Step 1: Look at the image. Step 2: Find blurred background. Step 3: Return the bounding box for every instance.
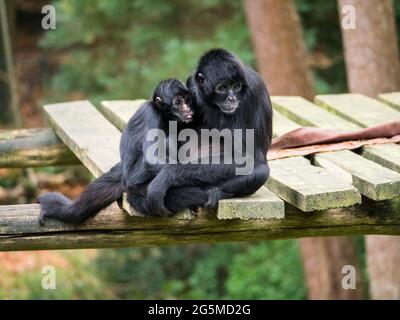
[0,0,399,299]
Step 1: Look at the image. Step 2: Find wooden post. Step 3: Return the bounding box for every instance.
[0,0,22,128]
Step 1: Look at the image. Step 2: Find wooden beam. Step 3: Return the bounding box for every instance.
[0,199,399,251]
[0,128,79,167]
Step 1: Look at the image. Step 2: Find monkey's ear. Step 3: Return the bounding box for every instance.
[196,72,204,84]
[155,96,162,107]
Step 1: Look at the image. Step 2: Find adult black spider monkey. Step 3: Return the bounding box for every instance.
[38,78,207,225]
[146,49,273,216]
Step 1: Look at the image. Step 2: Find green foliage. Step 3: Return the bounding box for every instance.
[95,245,210,299]
[94,241,305,300]
[40,0,252,104]
[225,241,305,299]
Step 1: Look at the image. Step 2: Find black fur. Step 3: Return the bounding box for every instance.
[147,49,273,215]
[38,78,204,224]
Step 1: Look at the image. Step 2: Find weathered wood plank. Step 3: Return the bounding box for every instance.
[44,100,121,178]
[314,93,400,127]
[0,128,79,168]
[314,94,400,173]
[270,108,362,211]
[100,100,284,219]
[362,144,400,174]
[272,96,359,131]
[272,96,400,200]
[100,100,146,130]
[378,92,400,111]
[1,200,399,251]
[314,150,400,201]
[218,187,284,220]
[267,157,361,211]
[272,110,301,137]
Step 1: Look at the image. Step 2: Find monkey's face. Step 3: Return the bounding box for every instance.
[153,79,194,123]
[211,80,243,114]
[170,94,194,123]
[195,71,245,115]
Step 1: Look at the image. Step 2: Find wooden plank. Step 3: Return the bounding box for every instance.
[0,128,79,168]
[272,96,359,131]
[267,157,361,211]
[314,93,400,127]
[272,96,400,199]
[100,100,285,220]
[314,150,400,201]
[378,92,400,111]
[271,107,361,211]
[362,144,400,174]
[1,199,399,251]
[314,94,400,173]
[218,187,284,220]
[272,110,301,137]
[44,100,121,178]
[273,108,362,210]
[100,100,145,130]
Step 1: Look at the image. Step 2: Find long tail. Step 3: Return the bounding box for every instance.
[38,163,123,225]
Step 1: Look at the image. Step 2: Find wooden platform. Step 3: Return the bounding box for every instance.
[0,92,400,251]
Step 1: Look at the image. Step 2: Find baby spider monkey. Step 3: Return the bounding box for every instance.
[38,78,207,225]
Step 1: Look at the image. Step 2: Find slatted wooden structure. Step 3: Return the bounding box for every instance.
[0,93,399,251]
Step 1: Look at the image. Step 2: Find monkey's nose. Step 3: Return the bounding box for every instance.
[227,96,235,102]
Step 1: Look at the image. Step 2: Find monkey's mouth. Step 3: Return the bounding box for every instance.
[217,102,239,114]
[180,109,194,122]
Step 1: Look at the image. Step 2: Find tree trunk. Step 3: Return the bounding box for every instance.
[243,0,314,100]
[300,237,364,299]
[338,0,400,300]
[244,0,364,299]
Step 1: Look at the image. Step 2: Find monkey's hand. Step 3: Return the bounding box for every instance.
[37,192,71,226]
[204,187,221,209]
[147,180,173,217]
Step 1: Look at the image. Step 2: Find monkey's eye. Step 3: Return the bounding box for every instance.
[196,73,204,84]
[232,82,242,92]
[216,84,229,93]
[174,98,183,106]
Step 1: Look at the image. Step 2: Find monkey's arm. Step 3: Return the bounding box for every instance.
[204,163,269,208]
[146,163,234,215]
